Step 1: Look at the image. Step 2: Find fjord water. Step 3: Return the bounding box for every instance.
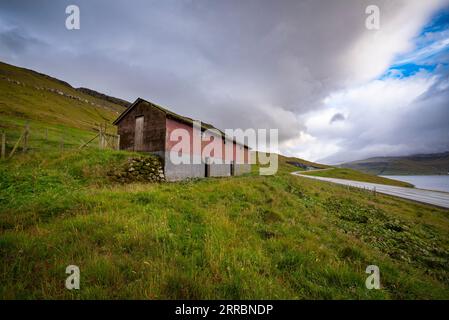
[381,175,449,193]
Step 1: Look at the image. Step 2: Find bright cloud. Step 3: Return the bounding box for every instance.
[291,70,447,163]
[281,2,449,163]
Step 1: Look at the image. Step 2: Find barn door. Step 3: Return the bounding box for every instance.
[205,157,210,177]
[134,116,144,151]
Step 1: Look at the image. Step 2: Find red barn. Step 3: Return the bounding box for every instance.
[113,98,251,180]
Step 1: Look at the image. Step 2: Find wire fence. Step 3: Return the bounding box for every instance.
[0,122,120,160]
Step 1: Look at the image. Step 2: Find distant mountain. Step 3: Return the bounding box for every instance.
[340,152,449,175]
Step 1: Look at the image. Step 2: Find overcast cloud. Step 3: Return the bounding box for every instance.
[0,0,448,163]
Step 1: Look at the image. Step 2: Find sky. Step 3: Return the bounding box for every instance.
[0,0,448,164]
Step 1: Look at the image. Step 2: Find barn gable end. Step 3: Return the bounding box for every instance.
[114,99,166,154]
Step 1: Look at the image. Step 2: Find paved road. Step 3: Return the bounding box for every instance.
[291,171,449,209]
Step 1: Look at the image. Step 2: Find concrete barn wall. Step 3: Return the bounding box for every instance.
[164,152,205,181]
[210,163,231,177]
[163,155,235,181]
[117,100,166,153]
[235,164,251,175]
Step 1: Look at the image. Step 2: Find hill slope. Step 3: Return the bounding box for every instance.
[341,152,449,175]
[0,61,126,151]
[76,87,131,109]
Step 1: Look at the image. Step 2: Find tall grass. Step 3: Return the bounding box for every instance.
[1,149,448,299]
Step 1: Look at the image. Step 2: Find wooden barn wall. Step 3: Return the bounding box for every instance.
[117,101,166,153]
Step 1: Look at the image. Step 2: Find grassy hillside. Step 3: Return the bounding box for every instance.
[278,154,330,171]
[76,87,131,109]
[252,151,329,175]
[301,168,414,188]
[0,61,125,153]
[1,150,448,299]
[0,61,448,299]
[341,152,449,175]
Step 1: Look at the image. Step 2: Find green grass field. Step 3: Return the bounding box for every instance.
[1,61,448,299]
[301,168,414,188]
[1,150,448,299]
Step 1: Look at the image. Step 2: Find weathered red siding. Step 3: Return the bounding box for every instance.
[165,117,249,163]
[165,117,200,155]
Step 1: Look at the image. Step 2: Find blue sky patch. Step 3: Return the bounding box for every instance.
[420,8,449,34]
[381,64,437,79]
[381,6,449,79]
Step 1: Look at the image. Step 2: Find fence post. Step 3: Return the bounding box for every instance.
[101,130,105,149]
[103,123,107,149]
[116,134,120,150]
[98,126,102,150]
[1,131,5,160]
[101,123,105,149]
[23,122,29,152]
[8,130,25,159]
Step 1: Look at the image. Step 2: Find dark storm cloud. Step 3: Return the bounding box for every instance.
[0,0,372,137]
[0,25,47,56]
[0,0,448,160]
[330,113,345,124]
